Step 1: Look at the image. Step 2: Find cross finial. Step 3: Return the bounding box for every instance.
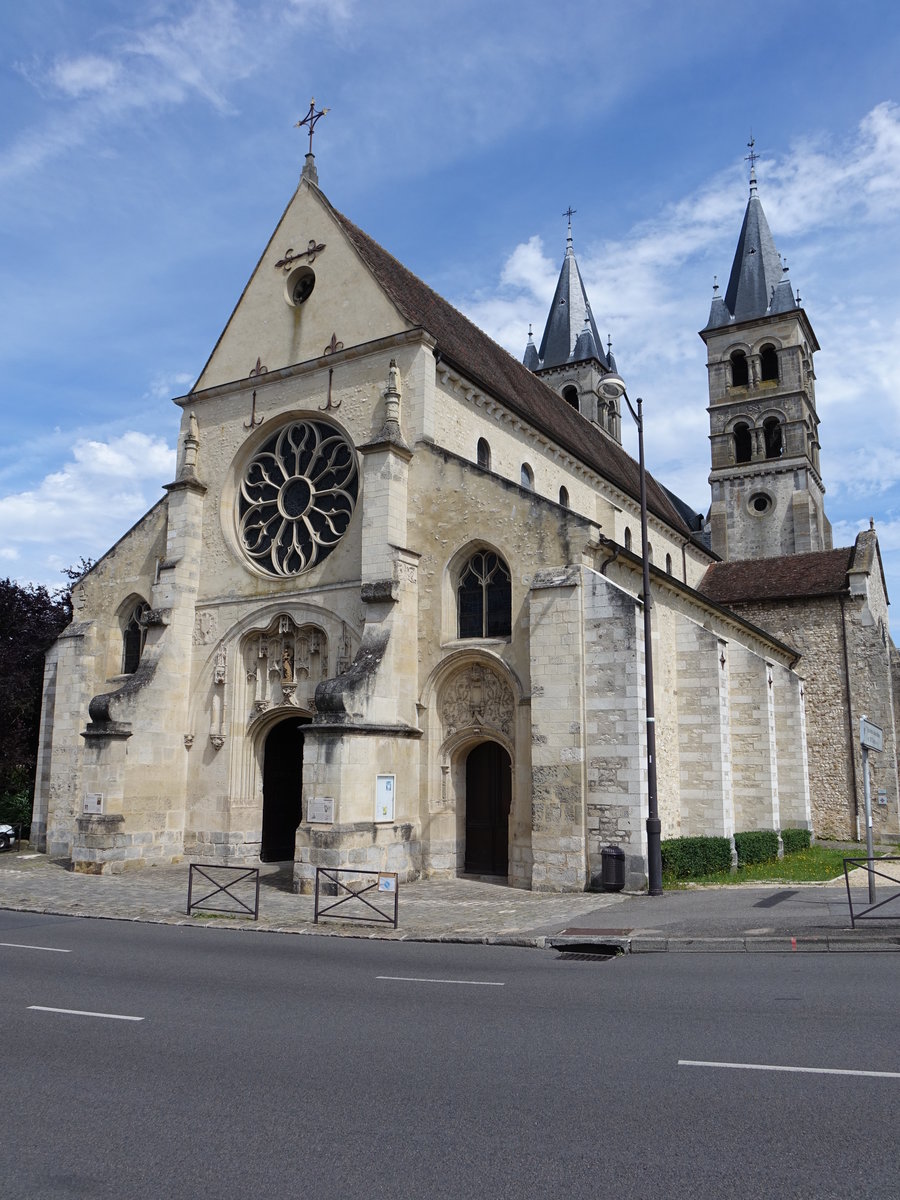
[745,133,760,194]
[563,206,575,252]
[295,97,329,156]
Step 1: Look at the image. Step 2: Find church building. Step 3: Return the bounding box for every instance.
[34,137,874,892]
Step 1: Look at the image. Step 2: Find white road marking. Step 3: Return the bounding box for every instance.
[376,976,504,986]
[28,1006,144,1022]
[679,1059,900,1080]
[0,943,71,953]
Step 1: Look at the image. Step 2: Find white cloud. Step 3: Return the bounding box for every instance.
[0,432,174,586]
[49,55,121,97]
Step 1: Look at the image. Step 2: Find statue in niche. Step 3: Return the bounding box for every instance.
[282,646,294,682]
[213,643,227,685]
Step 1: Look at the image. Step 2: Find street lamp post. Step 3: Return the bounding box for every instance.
[599,376,663,895]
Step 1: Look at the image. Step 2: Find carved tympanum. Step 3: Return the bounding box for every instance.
[441,663,515,738]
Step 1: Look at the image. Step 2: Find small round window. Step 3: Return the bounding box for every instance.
[749,492,772,515]
[237,420,358,576]
[285,265,316,307]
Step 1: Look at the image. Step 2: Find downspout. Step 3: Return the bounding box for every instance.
[839,593,861,839]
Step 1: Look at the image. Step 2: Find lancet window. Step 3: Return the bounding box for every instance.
[122,601,150,675]
[457,551,512,639]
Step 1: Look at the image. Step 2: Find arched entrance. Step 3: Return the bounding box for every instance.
[261,716,309,861]
[464,741,511,876]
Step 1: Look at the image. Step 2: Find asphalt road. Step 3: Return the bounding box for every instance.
[2,909,899,1200]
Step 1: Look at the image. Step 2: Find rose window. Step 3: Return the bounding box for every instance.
[237,421,359,576]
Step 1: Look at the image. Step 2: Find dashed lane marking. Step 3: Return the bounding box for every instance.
[679,1059,900,1079]
[1,943,70,953]
[28,1006,144,1021]
[376,976,504,986]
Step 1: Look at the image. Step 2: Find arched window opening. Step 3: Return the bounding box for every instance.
[730,350,749,387]
[520,462,534,490]
[665,553,673,575]
[562,385,579,410]
[477,438,491,471]
[457,551,512,639]
[647,543,654,564]
[764,417,783,459]
[559,486,569,509]
[624,527,632,551]
[733,422,752,464]
[122,601,150,675]
[760,344,779,381]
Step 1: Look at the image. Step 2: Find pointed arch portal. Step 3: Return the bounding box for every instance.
[261,716,310,861]
[464,741,511,876]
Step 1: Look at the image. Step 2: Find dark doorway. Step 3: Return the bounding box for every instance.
[261,717,308,861]
[464,741,511,876]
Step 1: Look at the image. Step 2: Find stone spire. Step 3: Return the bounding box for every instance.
[705,152,798,330]
[528,213,610,370]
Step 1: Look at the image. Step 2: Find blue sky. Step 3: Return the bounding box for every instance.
[2,0,900,609]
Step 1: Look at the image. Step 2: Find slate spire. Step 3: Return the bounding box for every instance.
[705,154,799,329]
[526,213,609,370]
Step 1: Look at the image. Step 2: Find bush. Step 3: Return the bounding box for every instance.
[661,835,732,879]
[0,790,31,839]
[781,827,812,854]
[734,829,780,865]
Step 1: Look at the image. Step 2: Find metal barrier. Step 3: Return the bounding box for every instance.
[187,863,260,920]
[843,857,900,927]
[313,867,399,929]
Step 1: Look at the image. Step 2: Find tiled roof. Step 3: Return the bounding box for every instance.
[698,548,854,604]
[327,197,695,538]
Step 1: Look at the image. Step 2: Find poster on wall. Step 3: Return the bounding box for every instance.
[375,774,395,823]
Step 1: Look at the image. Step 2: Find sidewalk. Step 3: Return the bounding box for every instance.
[2,851,900,952]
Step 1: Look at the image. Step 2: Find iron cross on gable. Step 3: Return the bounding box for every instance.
[295,97,329,156]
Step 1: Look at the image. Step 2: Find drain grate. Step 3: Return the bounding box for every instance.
[554,941,624,961]
[557,951,617,962]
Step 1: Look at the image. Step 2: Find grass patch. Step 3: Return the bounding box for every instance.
[663,844,860,888]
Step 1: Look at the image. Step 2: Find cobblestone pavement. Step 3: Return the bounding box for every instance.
[0,853,620,943]
[3,851,900,950]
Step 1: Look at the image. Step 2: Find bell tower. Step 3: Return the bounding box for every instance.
[523,210,623,443]
[701,147,831,560]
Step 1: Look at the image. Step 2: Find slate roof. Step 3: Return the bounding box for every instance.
[327,195,694,538]
[698,547,854,604]
[536,231,609,370]
[704,171,798,330]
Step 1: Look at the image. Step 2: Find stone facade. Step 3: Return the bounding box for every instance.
[33,161,812,889]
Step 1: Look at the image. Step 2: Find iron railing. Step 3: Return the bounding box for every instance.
[843,857,900,927]
[313,867,399,929]
[187,863,261,920]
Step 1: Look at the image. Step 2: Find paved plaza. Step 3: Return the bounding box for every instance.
[3,849,900,951]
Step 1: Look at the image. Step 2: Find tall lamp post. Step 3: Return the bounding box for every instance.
[599,376,663,895]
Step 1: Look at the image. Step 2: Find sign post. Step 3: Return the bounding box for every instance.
[860,716,884,904]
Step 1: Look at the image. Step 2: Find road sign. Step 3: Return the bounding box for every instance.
[860,717,884,753]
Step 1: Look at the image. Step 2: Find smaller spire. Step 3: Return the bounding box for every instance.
[523,323,540,370]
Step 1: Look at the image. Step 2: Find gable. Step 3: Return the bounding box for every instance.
[194,179,411,392]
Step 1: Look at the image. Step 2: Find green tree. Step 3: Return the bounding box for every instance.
[0,576,73,826]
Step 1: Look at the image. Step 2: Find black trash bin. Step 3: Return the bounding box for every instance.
[600,844,625,892]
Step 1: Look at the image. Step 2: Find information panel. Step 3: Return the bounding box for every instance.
[375,774,395,823]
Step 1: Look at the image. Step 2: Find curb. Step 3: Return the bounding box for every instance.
[4,901,900,952]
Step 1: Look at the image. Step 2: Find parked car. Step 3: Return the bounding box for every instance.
[0,824,16,850]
